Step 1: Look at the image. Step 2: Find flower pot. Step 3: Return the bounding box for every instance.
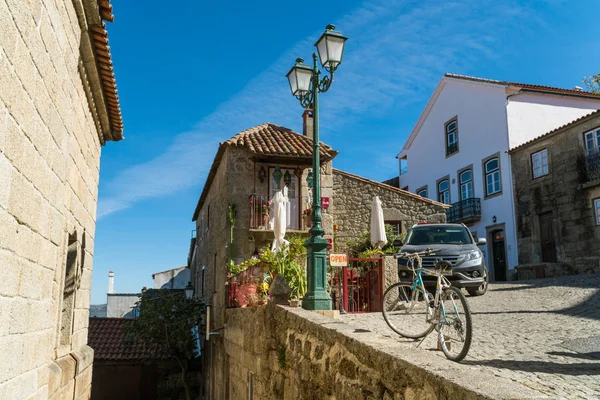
[263,214,270,226]
[305,215,312,229]
[288,299,301,307]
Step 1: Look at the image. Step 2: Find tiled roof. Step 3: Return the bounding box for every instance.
[445,73,600,99]
[192,123,338,221]
[225,123,337,159]
[91,0,123,142]
[332,169,451,209]
[88,318,169,361]
[508,110,600,153]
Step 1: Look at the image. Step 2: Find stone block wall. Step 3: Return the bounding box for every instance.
[0,0,116,398]
[511,113,600,276]
[332,169,447,249]
[220,305,508,400]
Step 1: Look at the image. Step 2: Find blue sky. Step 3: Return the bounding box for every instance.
[91,0,600,303]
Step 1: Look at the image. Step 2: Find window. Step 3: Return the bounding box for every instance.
[471,231,478,242]
[400,157,408,175]
[459,169,473,200]
[531,149,549,178]
[60,233,79,345]
[405,225,473,245]
[437,179,450,204]
[595,199,600,225]
[206,204,210,231]
[201,266,206,296]
[416,186,428,198]
[445,118,458,156]
[484,157,501,196]
[584,128,600,155]
[199,216,205,239]
[385,220,403,236]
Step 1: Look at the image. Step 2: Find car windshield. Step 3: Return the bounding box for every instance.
[405,225,473,245]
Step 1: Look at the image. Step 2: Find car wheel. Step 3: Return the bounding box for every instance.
[467,269,488,296]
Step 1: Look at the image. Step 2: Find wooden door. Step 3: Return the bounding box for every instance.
[539,212,557,262]
[491,229,507,281]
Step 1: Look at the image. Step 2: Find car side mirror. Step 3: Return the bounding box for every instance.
[476,238,487,246]
[393,238,404,247]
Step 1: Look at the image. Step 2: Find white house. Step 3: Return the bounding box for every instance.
[398,73,600,281]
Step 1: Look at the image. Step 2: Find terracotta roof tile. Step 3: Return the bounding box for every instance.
[508,110,600,153]
[224,123,336,159]
[88,318,169,361]
[445,73,600,99]
[89,0,123,143]
[192,123,338,221]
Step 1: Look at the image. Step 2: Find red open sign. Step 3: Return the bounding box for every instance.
[321,197,330,209]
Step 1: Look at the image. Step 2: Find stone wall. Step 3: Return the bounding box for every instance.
[221,304,516,400]
[332,169,447,249]
[0,0,118,398]
[511,113,600,276]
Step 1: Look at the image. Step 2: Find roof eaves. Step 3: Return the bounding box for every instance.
[508,110,600,153]
[192,142,227,221]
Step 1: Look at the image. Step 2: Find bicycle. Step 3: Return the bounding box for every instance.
[381,248,473,362]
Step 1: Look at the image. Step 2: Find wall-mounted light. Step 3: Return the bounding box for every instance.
[184,281,194,300]
[273,166,283,186]
[306,169,314,188]
[258,165,267,183]
[492,215,497,224]
[283,170,292,187]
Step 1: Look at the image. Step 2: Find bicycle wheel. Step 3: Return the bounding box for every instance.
[438,286,472,362]
[382,283,434,339]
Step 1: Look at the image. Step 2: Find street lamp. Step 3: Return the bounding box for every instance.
[286,24,347,311]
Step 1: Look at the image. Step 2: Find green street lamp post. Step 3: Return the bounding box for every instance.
[286,24,347,310]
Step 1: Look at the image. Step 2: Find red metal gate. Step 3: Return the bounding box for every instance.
[334,257,383,313]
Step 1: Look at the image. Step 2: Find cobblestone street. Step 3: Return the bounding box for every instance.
[342,274,600,399]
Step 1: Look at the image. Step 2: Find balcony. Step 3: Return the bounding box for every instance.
[248,193,305,232]
[446,198,481,224]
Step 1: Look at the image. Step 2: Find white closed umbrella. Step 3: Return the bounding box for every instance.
[271,186,290,253]
[370,196,387,248]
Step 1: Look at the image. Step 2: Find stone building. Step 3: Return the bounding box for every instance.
[0,0,123,399]
[332,169,448,248]
[509,110,600,278]
[189,114,446,399]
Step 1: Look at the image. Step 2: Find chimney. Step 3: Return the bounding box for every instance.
[302,109,314,141]
[108,270,115,294]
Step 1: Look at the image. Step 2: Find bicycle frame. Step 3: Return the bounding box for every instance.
[405,263,454,326]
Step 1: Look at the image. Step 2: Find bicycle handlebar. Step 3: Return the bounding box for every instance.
[393,248,438,259]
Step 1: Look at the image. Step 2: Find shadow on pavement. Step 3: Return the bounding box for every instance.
[462,359,600,375]
[485,274,600,321]
[547,351,600,361]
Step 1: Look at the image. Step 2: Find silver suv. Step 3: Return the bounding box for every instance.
[396,223,488,296]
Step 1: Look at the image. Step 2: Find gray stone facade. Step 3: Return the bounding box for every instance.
[510,111,600,277]
[332,169,448,249]
[0,0,123,398]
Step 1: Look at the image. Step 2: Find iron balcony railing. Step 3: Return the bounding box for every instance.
[585,152,600,182]
[446,198,481,223]
[249,193,270,230]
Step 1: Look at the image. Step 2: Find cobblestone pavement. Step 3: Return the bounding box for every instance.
[341,274,600,399]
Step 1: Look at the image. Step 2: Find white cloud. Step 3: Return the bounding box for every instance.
[97,0,551,218]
